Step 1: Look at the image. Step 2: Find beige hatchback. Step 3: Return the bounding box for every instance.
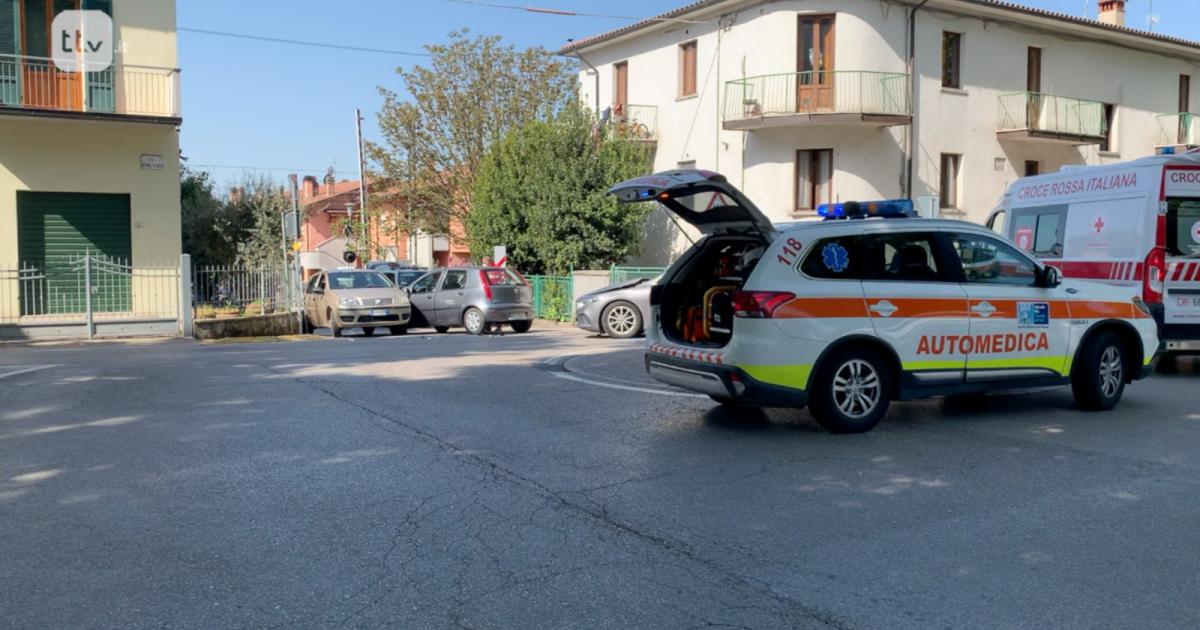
[302,269,412,337]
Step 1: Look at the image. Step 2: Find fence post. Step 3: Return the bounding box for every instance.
[179,254,193,338]
[83,253,94,340]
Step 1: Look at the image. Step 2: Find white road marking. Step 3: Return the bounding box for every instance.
[0,365,58,381]
[548,370,707,399]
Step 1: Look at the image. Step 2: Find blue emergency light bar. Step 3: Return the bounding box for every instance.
[817,199,916,220]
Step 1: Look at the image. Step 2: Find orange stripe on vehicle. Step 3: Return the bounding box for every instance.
[774,298,871,319]
[969,300,1071,319]
[879,298,970,318]
[1069,301,1139,319]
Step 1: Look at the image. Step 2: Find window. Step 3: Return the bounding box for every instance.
[409,271,442,294]
[1100,104,1117,152]
[1180,75,1192,144]
[442,270,468,290]
[942,32,962,89]
[860,233,944,282]
[613,61,628,110]
[795,149,833,213]
[800,236,860,279]
[940,154,961,210]
[483,269,525,286]
[305,275,322,294]
[951,234,1039,286]
[1024,160,1040,177]
[1166,199,1200,257]
[679,41,697,97]
[1010,206,1066,258]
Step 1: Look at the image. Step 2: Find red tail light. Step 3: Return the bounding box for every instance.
[479,270,493,300]
[1143,247,1165,304]
[731,291,795,318]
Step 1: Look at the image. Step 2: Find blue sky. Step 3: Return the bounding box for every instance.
[178,0,1195,187]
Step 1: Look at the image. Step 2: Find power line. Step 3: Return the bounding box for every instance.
[439,0,710,24]
[178,27,431,57]
[188,163,355,175]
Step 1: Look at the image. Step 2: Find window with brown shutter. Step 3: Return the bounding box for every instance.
[679,41,697,97]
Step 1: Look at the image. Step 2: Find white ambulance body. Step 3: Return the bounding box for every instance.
[989,153,1200,353]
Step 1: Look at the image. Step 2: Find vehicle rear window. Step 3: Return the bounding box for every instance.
[482,269,526,286]
[1167,199,1200,257]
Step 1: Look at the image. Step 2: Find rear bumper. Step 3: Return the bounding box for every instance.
[483,304,533,323]
[1162,323,1200,353]
[644,352,807,408]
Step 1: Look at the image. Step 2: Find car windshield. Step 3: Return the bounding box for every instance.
[329,272,393,290]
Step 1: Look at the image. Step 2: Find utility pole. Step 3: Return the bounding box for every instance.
[355,108,369,262]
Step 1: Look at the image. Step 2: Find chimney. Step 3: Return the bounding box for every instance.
[302,175,318,199]
[1098,0,1125,27]
[228,187,243,204]
[323,167,337,191]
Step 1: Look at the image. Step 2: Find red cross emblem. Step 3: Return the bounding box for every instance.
[1094,217,1105,233]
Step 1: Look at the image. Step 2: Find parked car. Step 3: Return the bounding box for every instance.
[364,262,428,289]
[302,269,412,338]
[407,267,534,334]
[575,276,656,338]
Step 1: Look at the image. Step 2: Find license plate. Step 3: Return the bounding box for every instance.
[508,312,527,320]
[370,309,389,317]
[1167,295,1200,323]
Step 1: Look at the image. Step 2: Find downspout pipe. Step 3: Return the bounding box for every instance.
[906,0,932,199]
[570,51,602,118]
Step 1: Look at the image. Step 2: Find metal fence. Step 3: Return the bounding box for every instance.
[192,265,292,315]
[610,103,658,141]
[724,71,910,122]
[528,275,573,322]
[0,254,183,338]
[997,92,1106,138]
[1155,113,1200,147]
[610,265,666,285]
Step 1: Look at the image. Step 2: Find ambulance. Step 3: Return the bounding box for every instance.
[988,153,1200,354]
[610,170,1159,434]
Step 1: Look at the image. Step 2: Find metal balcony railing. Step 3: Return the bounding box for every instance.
[610,103,657,141]
[0,54,181,119]
[723,71,911,121]
[997,92,1106,139]
[1155,113,1200,147]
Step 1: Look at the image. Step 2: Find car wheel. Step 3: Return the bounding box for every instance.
[301,312,313,334]
[362,327,375,337]
[1072,331,1126,411]
[390,326,408,336]
[601,300,642,339]
[808,347,891,434]
[434,326,450,334]
[332,326,343,338]
[510,320,532,333]
[463,307,486,335]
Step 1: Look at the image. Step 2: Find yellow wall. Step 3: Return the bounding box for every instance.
[0,117,182,268]
[114,0,179,69]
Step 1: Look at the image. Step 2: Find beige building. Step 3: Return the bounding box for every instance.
[0,0,182,336]
[563,0,1200,264]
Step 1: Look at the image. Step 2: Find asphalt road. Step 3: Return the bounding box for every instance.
[2,327,1199,629]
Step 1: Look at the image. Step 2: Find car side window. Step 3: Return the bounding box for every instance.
[410,271,442,294]
[859,232,944,282]
[305,275,321,294]
[1010,206,1066,258]
[316,274,326,291]
[442,270,467,290]
[951,233,1039,286]
[799,236,861,280]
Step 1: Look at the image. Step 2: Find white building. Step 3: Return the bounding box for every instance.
[561,0,1200,265]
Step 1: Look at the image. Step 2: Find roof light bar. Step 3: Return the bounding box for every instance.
[817,199,916,220]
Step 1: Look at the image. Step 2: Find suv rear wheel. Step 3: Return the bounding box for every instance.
[808,347,891,434]
[1072,332,1126,411]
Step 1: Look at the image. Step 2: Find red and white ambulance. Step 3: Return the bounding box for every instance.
[989,153,1200,353]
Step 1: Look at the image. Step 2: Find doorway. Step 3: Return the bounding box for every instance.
[797,15,835,113]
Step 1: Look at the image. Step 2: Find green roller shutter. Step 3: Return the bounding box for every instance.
[17,192,132,314]
[0,0,17,106]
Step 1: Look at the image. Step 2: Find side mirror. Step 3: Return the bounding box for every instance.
[1039,266,1061,288]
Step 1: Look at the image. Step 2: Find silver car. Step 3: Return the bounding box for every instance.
[575,276,656,339]
[302,269,412,338]
[407,266,534,335]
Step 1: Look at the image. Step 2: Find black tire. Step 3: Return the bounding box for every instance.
[807,346,891,434]
[510,320,532,333]
[331,326,343,338]
[362,326,375,337]
[434,326,450,334]
[600,300,643,339]
[463,307,486,336]
[301,312,313,334]
[709,395,748,407]
[1072,331,1126,411]
[390,326,408,336]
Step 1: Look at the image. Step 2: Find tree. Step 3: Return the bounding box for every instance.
[180,168,238,267]
[467,105,653,274]
[368,30,575,235]
[227,175,291,268]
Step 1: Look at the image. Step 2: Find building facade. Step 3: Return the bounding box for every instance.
[563,0,1200,265]
[1,0,182,332]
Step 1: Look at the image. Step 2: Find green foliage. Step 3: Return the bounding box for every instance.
[468,105,653,275]
[367,30,575,234]
[181,168,243,267]
[229,175,292,268]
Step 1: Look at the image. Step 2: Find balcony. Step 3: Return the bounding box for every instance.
[0,54,181,124]
[1154,113,1200,149]
[723,71,911,131]
[996,92,1106,144]
[608,103,657,143]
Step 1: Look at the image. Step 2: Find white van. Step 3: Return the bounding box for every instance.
[989,153,1200,353]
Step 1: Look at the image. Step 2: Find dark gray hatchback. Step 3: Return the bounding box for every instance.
[406,266,535,334]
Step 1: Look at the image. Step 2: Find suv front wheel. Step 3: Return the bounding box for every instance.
[1072,332,1126,411]
[808,347,891,434]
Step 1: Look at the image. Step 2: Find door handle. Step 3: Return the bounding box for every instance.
[1065,288,1079,295]
[868,300,898,317]
[970,301,997,318]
